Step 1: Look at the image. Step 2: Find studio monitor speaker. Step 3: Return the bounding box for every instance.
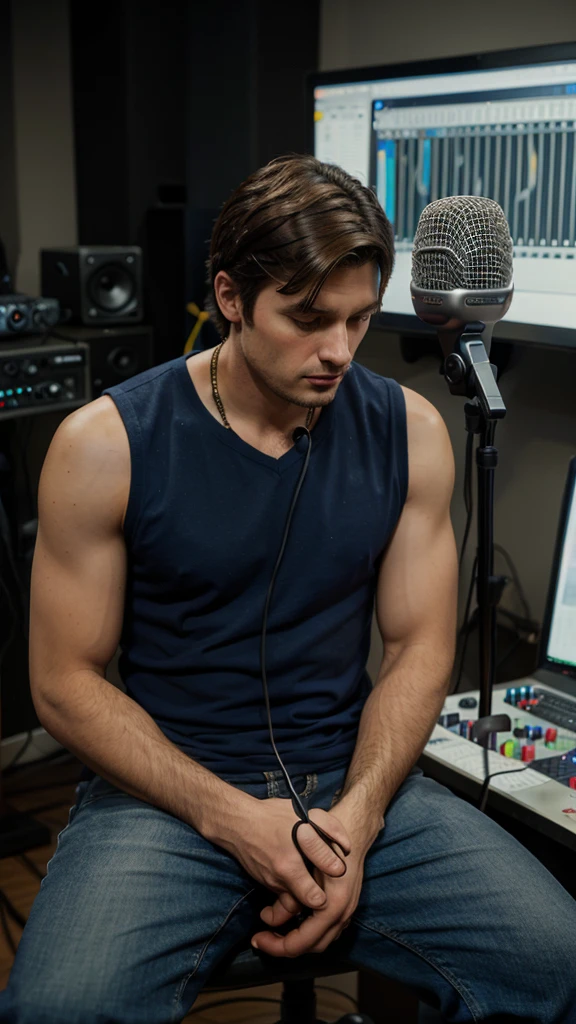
[55,324,154,399]
[41,246,143,326]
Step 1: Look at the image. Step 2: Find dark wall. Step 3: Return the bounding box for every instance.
[186,1,319,204]
[0,0,19,287]
[185,1,320,332]
[71,0,319,244]
[70,0,188,247]
[70,0,320,361]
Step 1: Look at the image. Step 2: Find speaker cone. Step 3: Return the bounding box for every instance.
[107,345,139,376]
[88,264,136,313]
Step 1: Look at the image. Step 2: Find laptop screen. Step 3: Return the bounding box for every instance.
[545,457,576,672]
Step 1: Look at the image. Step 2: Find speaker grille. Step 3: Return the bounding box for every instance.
[412,196,513,291]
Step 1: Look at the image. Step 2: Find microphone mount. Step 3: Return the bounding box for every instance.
[439,323,505,421]
[411,280,513,421]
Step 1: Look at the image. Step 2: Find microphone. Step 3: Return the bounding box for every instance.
[292,425,309,443]
[411,196,514,418]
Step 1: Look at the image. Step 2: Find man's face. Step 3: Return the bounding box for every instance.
[237,261,380,410]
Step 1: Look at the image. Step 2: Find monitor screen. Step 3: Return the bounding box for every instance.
[311,46,576,346]
[547,460,576,671]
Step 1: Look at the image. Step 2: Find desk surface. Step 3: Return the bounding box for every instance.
[419,679,576,853]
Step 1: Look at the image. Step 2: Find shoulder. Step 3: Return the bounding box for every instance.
[400,384,446,434]
[39,396,130,532]
[399,385,455,506]
[48,394,129,462]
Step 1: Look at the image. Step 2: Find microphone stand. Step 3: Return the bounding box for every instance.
[440,322,511,733]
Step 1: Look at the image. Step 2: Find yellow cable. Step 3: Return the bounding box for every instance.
[184,302,210,354]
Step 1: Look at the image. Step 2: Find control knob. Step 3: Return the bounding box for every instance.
[32,304,59,328]
[35,380,63,400]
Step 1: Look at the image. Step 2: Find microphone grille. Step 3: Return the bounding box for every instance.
[412,196,513,291]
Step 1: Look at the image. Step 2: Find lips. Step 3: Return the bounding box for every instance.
[306,375,341,383]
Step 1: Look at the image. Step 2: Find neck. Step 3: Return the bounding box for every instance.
[214,335,317,438]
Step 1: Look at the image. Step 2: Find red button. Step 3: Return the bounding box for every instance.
[569,777,576,790]
[521,744,536,762]
[545,728,557,744]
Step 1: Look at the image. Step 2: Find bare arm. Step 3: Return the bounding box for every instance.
[29,396,248,836]
[335,386,458,849]
[30,397,347,909]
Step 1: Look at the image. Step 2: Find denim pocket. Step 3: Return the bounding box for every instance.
[76,774,123,809]
[68,780,92,823]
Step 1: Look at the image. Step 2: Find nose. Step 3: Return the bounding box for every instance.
[317,322,351,371]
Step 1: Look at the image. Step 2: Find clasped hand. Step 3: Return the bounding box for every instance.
[227,796,366,958]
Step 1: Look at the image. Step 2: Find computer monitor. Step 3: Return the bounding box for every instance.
[540,456,576,685]
[310,43,576,349]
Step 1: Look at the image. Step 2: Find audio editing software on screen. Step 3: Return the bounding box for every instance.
[314,61,576,332]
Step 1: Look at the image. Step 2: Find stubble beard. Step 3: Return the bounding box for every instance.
[247,353,344,411]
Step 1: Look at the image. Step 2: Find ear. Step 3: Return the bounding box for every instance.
[213,271,243,326]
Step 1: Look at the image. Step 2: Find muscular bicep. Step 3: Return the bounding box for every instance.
[375,389,458,669]
[29,397,130,714]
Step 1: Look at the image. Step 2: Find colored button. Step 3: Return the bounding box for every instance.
[439,713,460,728]
[521,744,536,762]
[569,777,576,789]
[545,728,557,745]
[526,725,543,741]
[500,740,515,757]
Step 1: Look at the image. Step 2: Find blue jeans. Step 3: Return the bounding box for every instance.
[1,763,575,1023]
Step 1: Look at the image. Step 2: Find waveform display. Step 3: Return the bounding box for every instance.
[375,122,576,249]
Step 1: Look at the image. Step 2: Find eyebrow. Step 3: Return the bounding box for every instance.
[281,300,380,317]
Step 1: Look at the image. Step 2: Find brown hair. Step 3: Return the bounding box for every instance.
[206,153,395,338]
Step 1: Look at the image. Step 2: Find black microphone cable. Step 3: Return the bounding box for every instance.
[259,423,348,884]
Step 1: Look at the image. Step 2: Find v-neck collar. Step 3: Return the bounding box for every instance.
[177,351,335,474]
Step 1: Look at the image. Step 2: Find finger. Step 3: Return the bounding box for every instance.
[293,822,347,878]
[284,861,328,910]
[307,922,346,954]
[307,916,353,953]
[253,905,341,959]
[260,893,300,927]
[278,890,301,916]
[308,808,352,857]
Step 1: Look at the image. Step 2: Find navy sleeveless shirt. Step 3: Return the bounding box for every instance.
[81,351,408,780]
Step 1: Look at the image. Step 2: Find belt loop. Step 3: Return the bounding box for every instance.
[263,770,280,798]
[303,772,318,797]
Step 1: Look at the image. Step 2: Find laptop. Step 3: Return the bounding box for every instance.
[503,454,576,707]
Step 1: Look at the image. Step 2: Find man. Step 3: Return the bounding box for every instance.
[1,154,575,1024]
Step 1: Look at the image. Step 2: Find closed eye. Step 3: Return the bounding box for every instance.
[290,317,322,332]
[289,312,373,333]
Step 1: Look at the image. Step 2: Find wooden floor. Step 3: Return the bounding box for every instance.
[0,754,358,1023]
